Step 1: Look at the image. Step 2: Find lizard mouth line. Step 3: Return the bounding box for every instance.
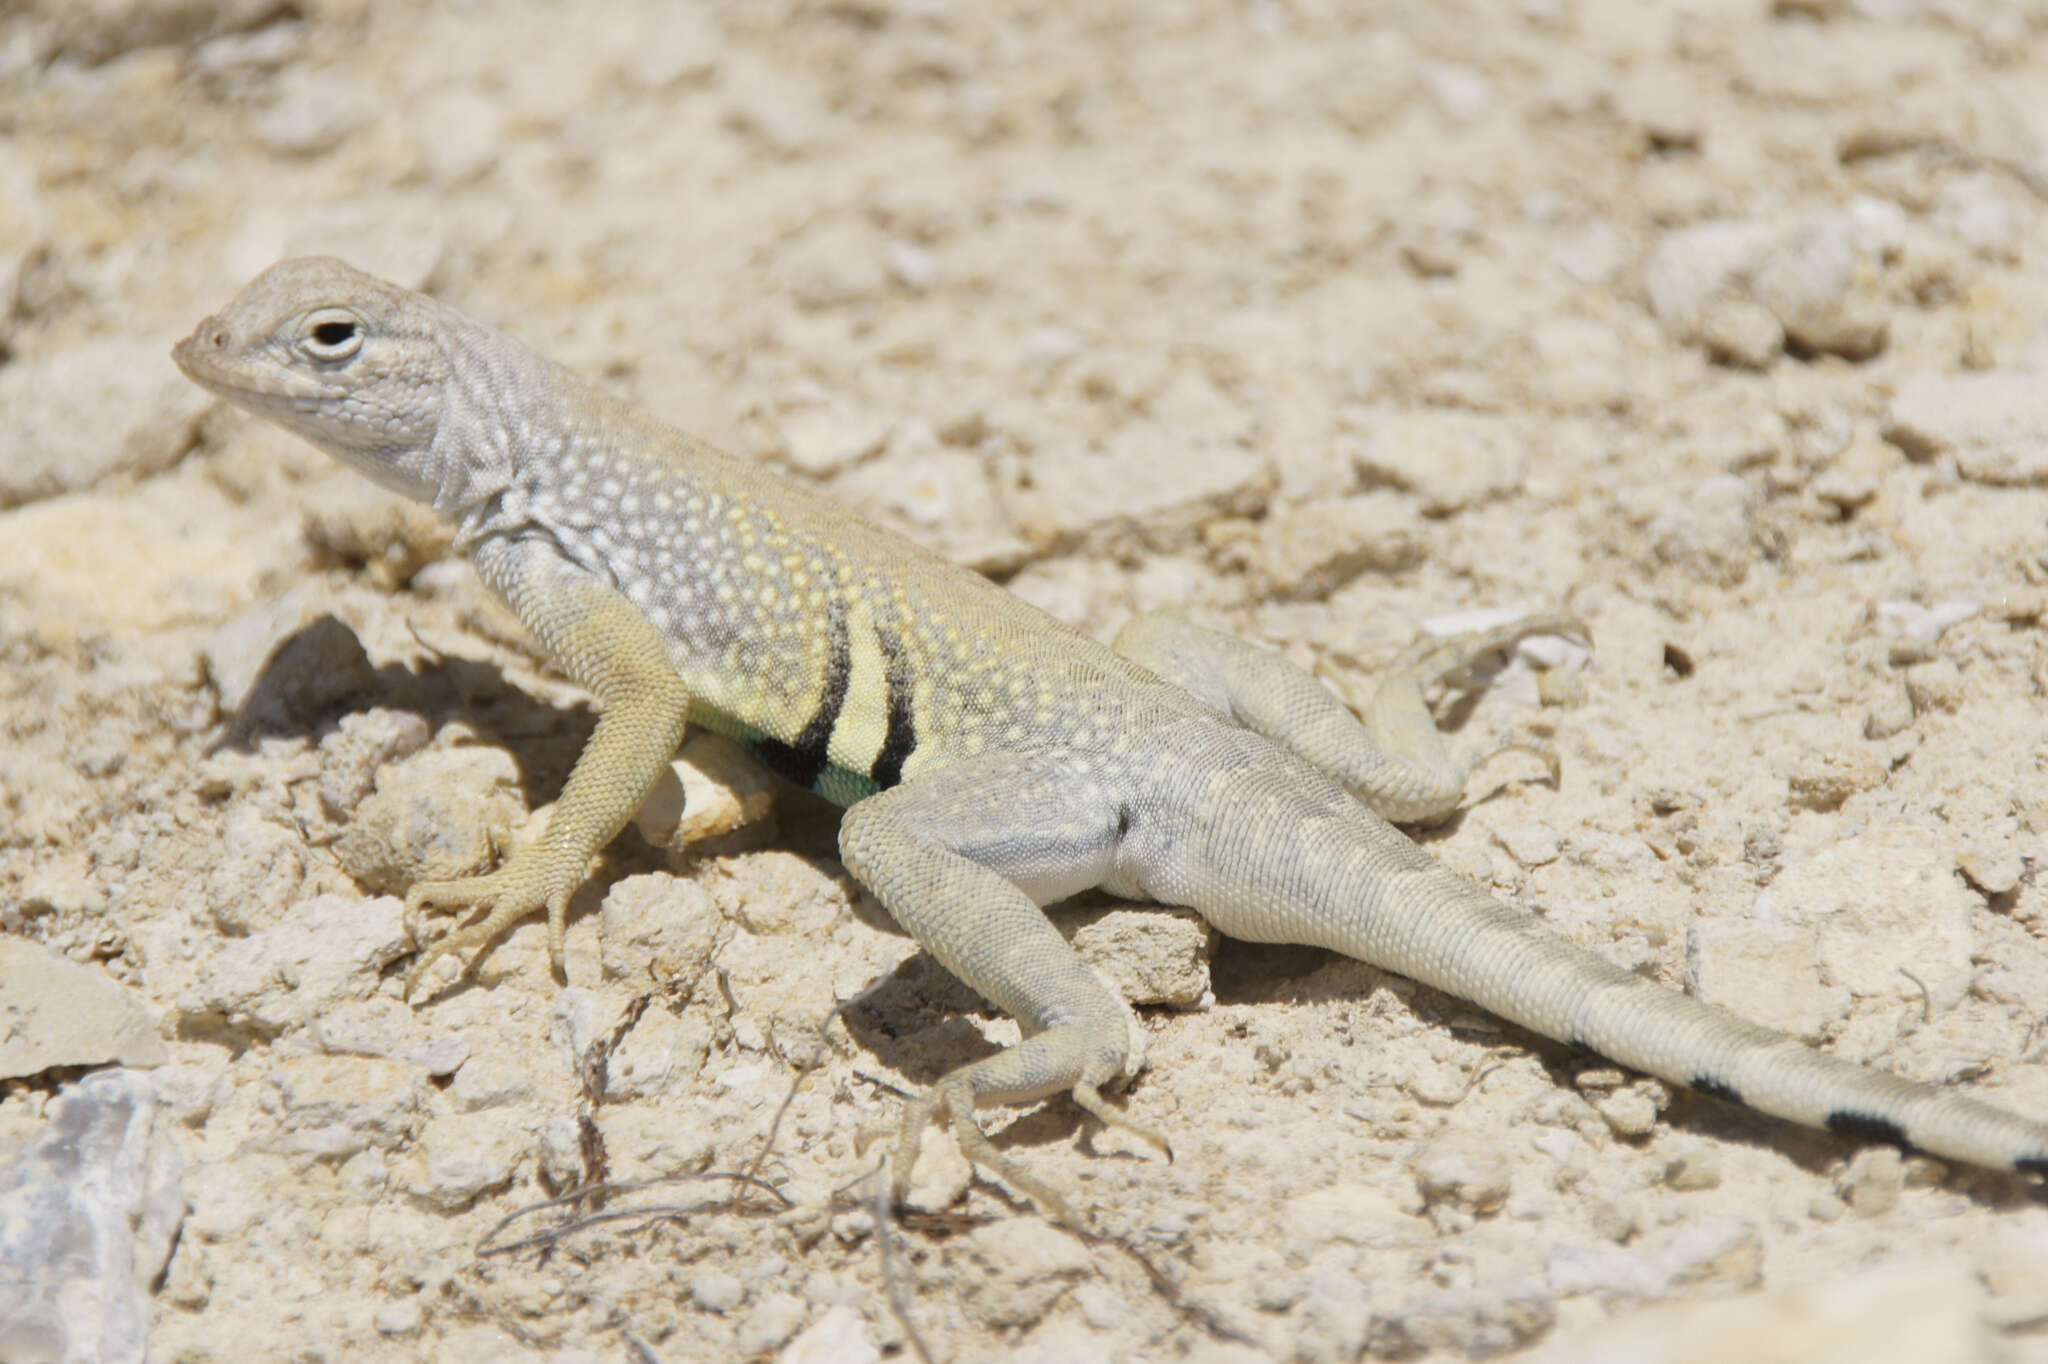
[174,327,345,403]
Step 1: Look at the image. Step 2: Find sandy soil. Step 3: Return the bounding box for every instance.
[3,1,2048,1360]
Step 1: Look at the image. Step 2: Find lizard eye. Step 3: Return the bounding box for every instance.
[299,310,365,361]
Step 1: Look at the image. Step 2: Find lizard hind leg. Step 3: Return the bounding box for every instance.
[1115,608,1585,825]
[840,755,1166,1225]
[890,1029,1173,1226]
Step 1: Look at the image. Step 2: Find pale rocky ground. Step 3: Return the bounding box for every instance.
[2,0,2048,1360]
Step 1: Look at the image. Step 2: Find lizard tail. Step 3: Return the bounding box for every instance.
[1174,768,2048,1176]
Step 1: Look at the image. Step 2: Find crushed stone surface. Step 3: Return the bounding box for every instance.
[3,1,2048,1360]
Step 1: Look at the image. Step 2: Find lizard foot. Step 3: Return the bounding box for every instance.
[1073,1080,1174,1164]
[402,867,565,999]
[891,1074,1171,1228]
[1463,729,1562,795]
[892,1073,1081,1227]
[1395,608,1590,690]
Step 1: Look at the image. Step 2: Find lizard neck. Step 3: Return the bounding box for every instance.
[430,310,589,546]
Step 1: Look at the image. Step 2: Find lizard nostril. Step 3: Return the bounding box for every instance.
[210,329,226,348]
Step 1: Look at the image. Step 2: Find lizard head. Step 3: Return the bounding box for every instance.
[173,256,454,502]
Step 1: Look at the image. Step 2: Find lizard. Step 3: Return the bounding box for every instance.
[173,256,2048,1223]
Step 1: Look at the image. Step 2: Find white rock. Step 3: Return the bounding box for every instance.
[1495,823,1562,868]
[373,1299,424,1337]
[1686,916,1841,1042]
[1698,298,1784,369]
[206,803,308,934]
[257,71,373,156]
[774,396,893,476]
[961,1219,1091,1328]
[176,893,410,1038]
[1648,474,1758,587]
[316,712,437,806]
[779,1305,878,1364]
[413,89,502,186]
[150,1062,229,1129]
[0,1071,184,1364]
[593,1104,716,1183]
[1420,62,1494,121]
[599,3,721,88]
[691,1271,746,1313]
[200,582,377,723]
[310,997,427,1060]
[1413,1133,1514,1212]
[549,988,609,1071]
[1546,1218,1760,1301]
[1658,1217,1762,1289]
[1256,493,1424,600]
[603,1005,712,1102]
[1933,172,2023,261]
[450,1049,541,1111]
[1282,1182,1431,1250]
[1005,426,1270,555]
[180,1159,271,1243]
[1645,209,1895,361]
[402,1110,527,1211]
[1533,317,1630,410]
[1874,599,1977,656]
[1956,849,2022,898]
[1066,904,1215,1008]
[1373,1285,1555,1358]
[1977,1221,2048,1326]
[411,1033,470,1077]
[598,873,724,985]
[1885,370,2048,486]
[1757,824,1976,1011]
[883,242,936,292]
[833,438,1030,575]
[1529,1258,1991,1364]
[1349,409,1526,514]
[190,21,306,77]
[0,338,210,509]
[899,1122,972,1216]
[1750,207,1894,360]
[258,1054,423,1158]
[723,62,829,156]
[1644,219,1781,340]
[47,0,285,64]
[282,197,448,292]
[537,1113,584,1189]
[0,936,167,1079]
[1291,1267,1375,1360]
[737,1293,807,1355]
[1785,745,1886,812]
[1554,222,1629,285]
[630,731,778,856]
[1903,657,1965,715]
[332,745,524,896]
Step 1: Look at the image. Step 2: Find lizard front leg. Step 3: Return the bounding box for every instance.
[405,540,692,996]
[838,753,1169,1225]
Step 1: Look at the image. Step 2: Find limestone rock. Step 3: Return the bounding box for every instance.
[0,1070,185,1364]
[0,936,167,1079]
[1885,370,2048,486]
[0,339,209,510]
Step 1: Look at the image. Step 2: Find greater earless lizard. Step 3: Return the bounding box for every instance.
[173,257,2048,1221]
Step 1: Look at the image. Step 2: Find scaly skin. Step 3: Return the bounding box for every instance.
[175,257,2048,1224]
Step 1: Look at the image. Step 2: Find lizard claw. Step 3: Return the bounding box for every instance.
[401,868,563,999]
[892,1075,1084,1228]
[1074,1081,1174,1164]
